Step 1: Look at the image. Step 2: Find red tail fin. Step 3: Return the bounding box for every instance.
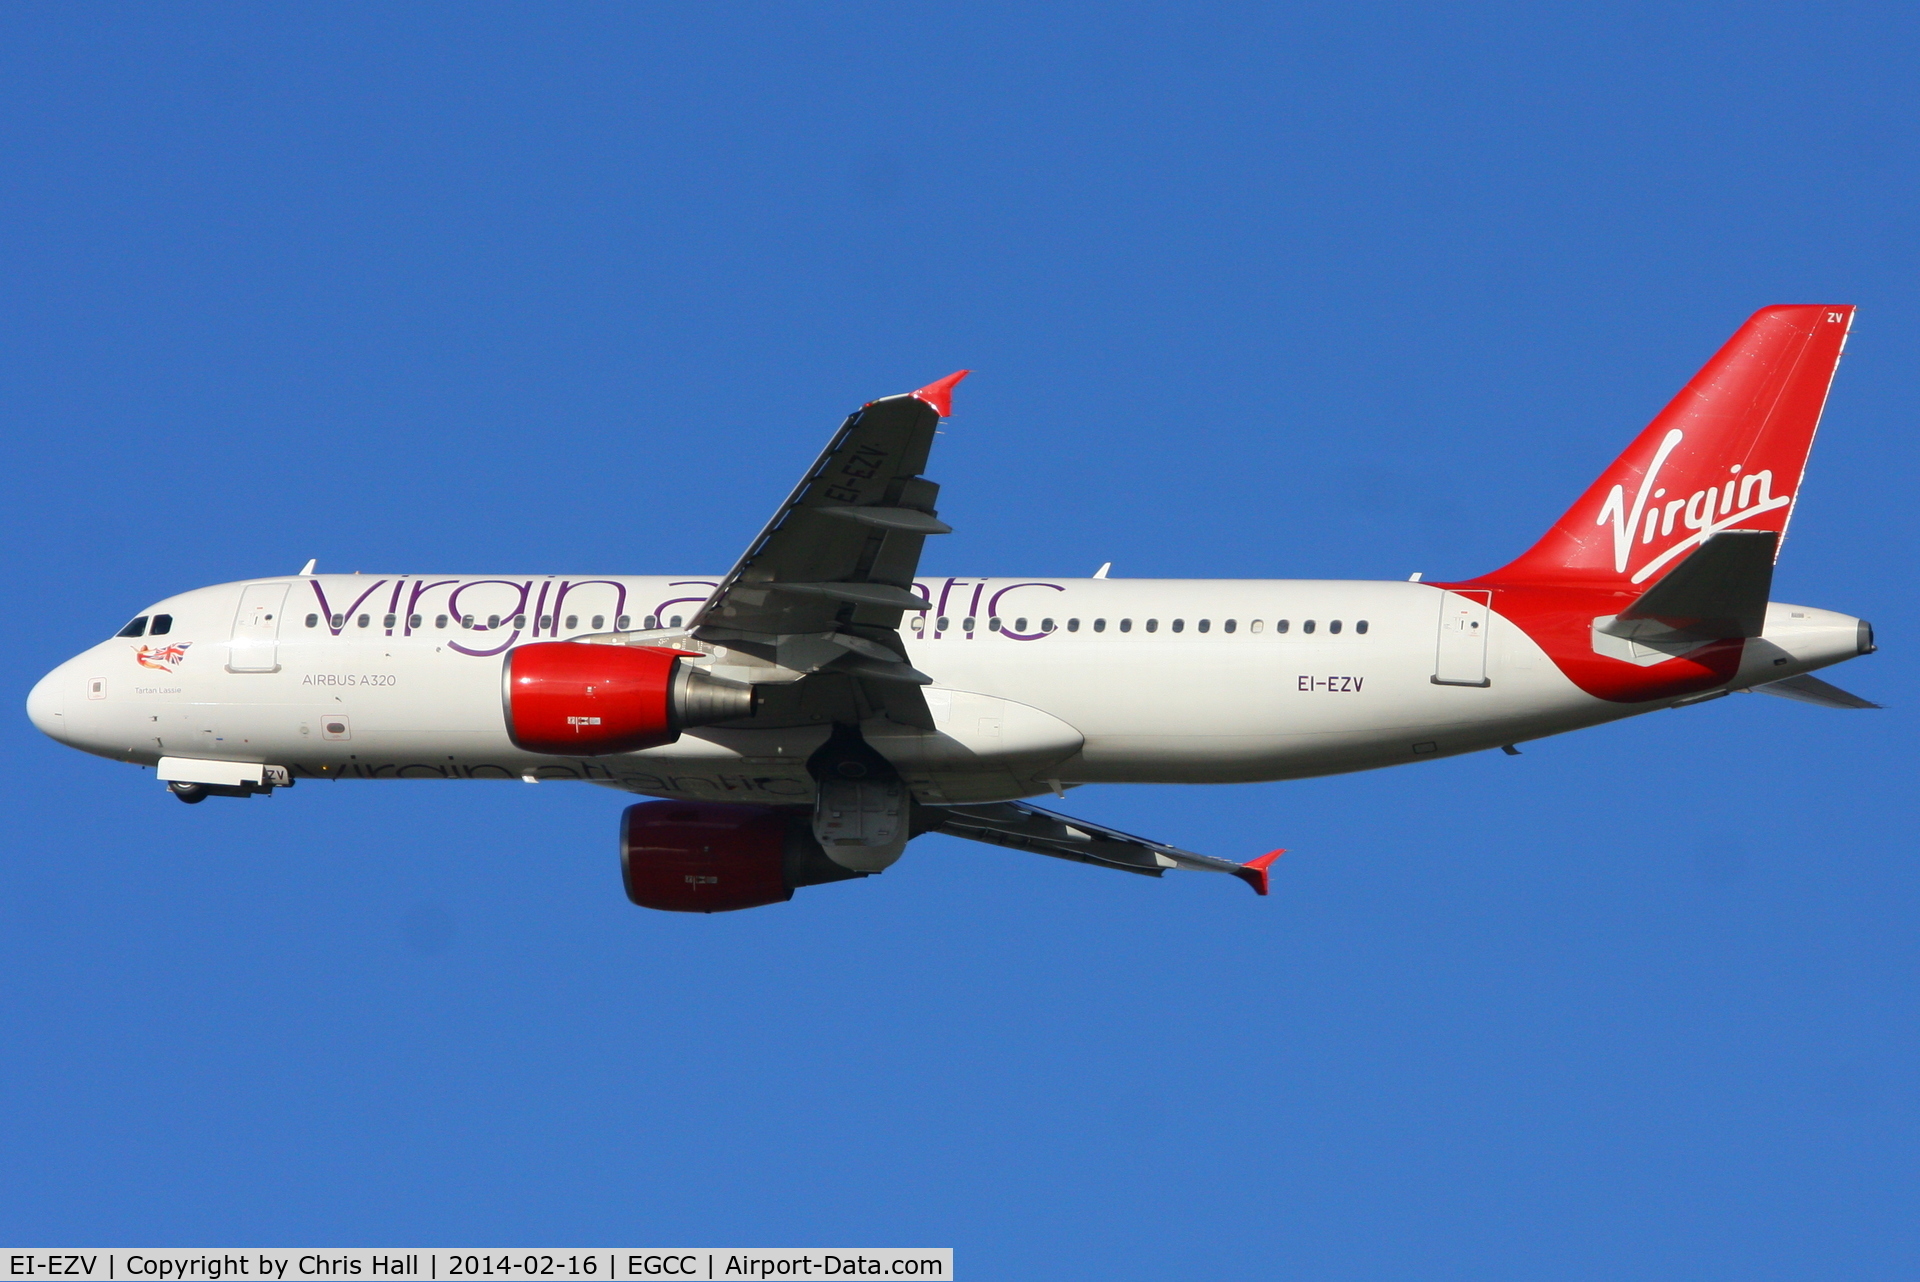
[1479,306,1854,588]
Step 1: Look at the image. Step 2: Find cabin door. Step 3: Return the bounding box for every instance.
[227,583,289,673]
[1433,590,1492,687]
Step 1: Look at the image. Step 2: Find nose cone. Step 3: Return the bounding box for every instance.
[26,667,67,742]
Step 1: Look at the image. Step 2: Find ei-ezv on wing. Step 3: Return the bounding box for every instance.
[26,308,1879,912]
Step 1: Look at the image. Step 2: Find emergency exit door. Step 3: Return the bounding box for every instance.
[1433,589,1492,687]
[227,583,289,673]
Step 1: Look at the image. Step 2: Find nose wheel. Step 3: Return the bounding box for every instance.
[167,781,207,804]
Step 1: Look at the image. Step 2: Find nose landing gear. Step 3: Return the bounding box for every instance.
[159,762,292,804]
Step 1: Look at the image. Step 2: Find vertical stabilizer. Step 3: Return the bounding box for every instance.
[1479,305,1853,588]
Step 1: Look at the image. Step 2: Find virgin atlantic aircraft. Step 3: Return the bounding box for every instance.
[27,305,1879,911]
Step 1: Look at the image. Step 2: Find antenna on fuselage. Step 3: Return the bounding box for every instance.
[298,559,317,575]
[1093,562,1111,579]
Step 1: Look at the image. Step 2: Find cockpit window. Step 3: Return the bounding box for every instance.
[116,616,149,638]
[148,614,173,636]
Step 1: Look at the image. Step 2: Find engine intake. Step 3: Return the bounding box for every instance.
[503,642,753,756]
[620,801,867,912]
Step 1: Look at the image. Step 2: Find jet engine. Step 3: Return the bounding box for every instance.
[503,642,753,755]
[620,800,868,912]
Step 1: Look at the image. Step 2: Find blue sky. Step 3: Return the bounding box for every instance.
[3,3,1916,1276]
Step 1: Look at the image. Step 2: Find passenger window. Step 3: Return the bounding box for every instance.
[306,614,319,628]
[1224,619,1236,633]
[1197,619,1210,633]
[565,615,578,630]
[1041,618,1055,633]
[592,615,606,630]
[1145,619,1159,633]
[1119,619,1132,632]
[617,615,632,630]
[1067,618,1080,632]
[332,614,346,629]
[538,615,552,629]
[910,616,925,632]
[1303,619,1316,634]
[436,615,448,629]
[1356,620,1369,634]
[149,614,173,636]
[669,615,682,627]
[461,615,474,628]
[936,617,950,631]
[513,614,527,629]
[1015,617,1028,631]
[408,614,422,629]
[644,615,658,629]
[1250,619,1263,633]
[1171,619,1184,633]
[1329,620,1342,634]
[383,614,398,629]
[962,617,976,631]
[358,614,372,628]
[116,616,149,638]
[989,617,1002,631]
[1094,618,1107,632]
[485,614,500,629]
[1276,619,1289,634]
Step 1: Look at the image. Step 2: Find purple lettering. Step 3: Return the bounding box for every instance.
[446,580,533,656]
[307,579,391,637]
[403,579,457,636]
[550,579,632,635]
[987,582,1066,639]
[651,580,717,627]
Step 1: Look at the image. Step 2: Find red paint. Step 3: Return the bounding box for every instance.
[1236,849,1285,896]
[911,369,970,418]
[620,801,795,912]
[1453,305,1854,703]
[504,642,689,755]
[1483,305,1852,588]
[1460,582,1743,703]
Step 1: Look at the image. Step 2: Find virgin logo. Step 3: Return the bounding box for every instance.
[1596,429,1792,584]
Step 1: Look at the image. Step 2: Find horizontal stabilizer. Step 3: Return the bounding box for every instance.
[1753,672,1881,709]
[1599,530,1777,642]
[928,801,1280,894]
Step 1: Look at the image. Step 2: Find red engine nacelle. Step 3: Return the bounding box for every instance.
[503,642,752,755]
[620,800,867,913]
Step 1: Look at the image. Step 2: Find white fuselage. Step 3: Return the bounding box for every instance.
[28,573,1867,807]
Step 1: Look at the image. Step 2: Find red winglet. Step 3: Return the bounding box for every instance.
[911,369,970,418]
[1235,849,1286,896]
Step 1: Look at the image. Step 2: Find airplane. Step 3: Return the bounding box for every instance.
[26,305,1879,912]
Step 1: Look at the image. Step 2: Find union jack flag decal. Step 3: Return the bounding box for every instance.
[134,642,191,671]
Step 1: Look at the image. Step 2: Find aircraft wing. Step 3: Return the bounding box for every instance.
[927,800,1284,894]
[688,372,967,727]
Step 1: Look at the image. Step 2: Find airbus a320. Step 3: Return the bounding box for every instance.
[27,306,1878,910]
